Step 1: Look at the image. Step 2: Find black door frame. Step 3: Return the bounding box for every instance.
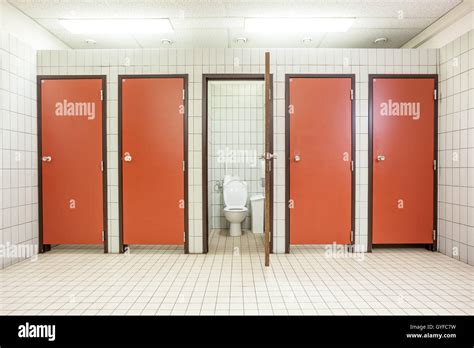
[368,74,438,252]
[37,75,108,253]
[117,74,189,253]
[202,74,274,253]
[285,74,356,253]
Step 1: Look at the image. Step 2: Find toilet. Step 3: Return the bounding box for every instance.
[223,175,248,237]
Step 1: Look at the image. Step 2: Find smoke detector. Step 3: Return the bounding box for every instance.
[234,37,248,44]
[374,37,388,44]
[161,38,173,46]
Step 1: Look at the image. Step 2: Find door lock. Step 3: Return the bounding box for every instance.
[294,155,301,162]
[377,155,385,162]
[259,153,277,160]
[266,153,277,160]
[42,156,52,162]
[123,152,132,162]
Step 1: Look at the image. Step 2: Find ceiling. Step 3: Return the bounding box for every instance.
[8,0,464,49]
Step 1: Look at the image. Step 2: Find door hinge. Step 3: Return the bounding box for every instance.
[100,90,103,101]
[350,89,354,100]
[102,231,105,241]
[100,160,104,172]
[182,160,186,172]
[432,230,436,241]
[184,231,186,242]
[351,160,354,171]
[350,230,354,243]
[434,89,437,100]
[182,89,185,101]
[433,159,437,171]
[268,88,272,100]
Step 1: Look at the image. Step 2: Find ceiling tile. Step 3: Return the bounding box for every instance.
[7,0,463,49]
[319,28,423,48]
[352,17,435,29]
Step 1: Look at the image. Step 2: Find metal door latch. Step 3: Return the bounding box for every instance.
[259,153,277,160]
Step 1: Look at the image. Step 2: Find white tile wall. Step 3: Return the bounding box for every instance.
[36,46,438,254]
[0,31,38,269]
[208,81,265,230]
[437,29,474,265]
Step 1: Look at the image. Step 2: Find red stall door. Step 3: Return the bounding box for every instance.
[289,77,353,245]
[121,77,185,245]
[372,77,435,245]
[40,78,105,245]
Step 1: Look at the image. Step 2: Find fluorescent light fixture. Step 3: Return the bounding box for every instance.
[60,18,173,34]
[245,18,354,33]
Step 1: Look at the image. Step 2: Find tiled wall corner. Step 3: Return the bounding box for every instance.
[437,29,474,265]
[0,30,39,269]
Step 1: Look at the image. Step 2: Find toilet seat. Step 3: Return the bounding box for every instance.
[224,206,248,213]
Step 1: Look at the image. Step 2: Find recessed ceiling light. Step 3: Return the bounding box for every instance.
[245,18,354,33]
[85,39,97,45]
[60,18,173,34]
[234,37,248,44]
[161,38,173,46]
[302,37,313,44]
[374,37,388,44]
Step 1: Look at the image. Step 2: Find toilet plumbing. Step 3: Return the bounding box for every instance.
[214,179,224,192]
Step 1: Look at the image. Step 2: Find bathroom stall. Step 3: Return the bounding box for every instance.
[38,76,108,252]
[286,75,355,251]
[369,75,437,250]
[118,75,188,252]
[202,74,273,256]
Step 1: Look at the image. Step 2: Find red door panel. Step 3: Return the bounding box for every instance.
[41,78,104,244]
[121,78,184,245]
[372,77,435,244]
[289,77,353,245]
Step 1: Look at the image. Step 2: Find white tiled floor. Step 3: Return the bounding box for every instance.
[0,229,472,316]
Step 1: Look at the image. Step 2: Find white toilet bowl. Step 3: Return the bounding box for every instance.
[223,175,248,237]
[224,206,248,236]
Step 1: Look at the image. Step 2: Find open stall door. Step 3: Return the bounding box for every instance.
[39,77,107,251]
[264,52,272,266]
[119,76,187,250]
[202,73,273,256]
[369,75,437,250]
